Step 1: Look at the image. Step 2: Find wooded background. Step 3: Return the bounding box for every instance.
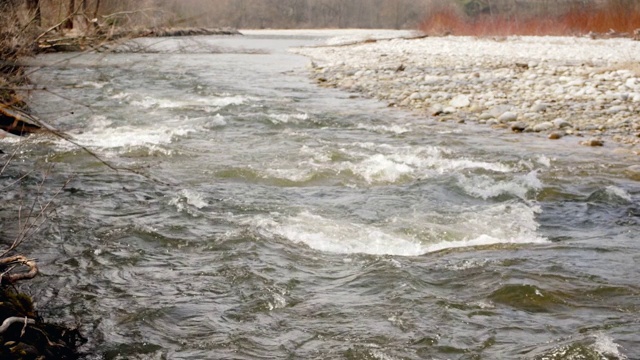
[21,0,627,30]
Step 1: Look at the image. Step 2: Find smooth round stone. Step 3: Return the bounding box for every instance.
[498,111,518,123]
[553,118,572,129]
[531,103,547,112]
[580,138,604,146]
[533,122,554,132]
[511,122,527,132]
[449,94,470,108]
[548,132,563,140]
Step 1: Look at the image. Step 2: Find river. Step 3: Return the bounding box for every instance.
[7,31,639,359]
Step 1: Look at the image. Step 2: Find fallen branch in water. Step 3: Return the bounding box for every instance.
[0,317,35,335]
[0,255,38,284]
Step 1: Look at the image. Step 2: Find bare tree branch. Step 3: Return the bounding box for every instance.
[0,316,36,334]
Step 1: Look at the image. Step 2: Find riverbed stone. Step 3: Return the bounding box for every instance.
[531,103,547,112]
[293,34,640,149]
[498,111,518,123]
[580,138,604,146]
[449,94,470,108]
[553,118,572,129]
[487,105,512,118]
[511,122,527,132]
[548,132,563,139]
[606,105,628,114]
[533,121,554,132]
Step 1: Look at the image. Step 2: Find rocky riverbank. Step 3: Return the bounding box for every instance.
[293,35,640,153]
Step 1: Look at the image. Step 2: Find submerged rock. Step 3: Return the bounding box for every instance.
[533,122,554,132]
[498,111,518,123]
[580,138,604,146]
[449,94,470,108]
[511,122,527,132]
[548,132,563,140]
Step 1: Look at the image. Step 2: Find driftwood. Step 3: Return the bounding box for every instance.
[588,28,635,39]
[0,255,38,285]
[0,104,42,136]
[310,33,429,48]
[0,104,73,138]
[38,26,241,52]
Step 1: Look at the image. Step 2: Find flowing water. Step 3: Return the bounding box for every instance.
[4,31,640,359]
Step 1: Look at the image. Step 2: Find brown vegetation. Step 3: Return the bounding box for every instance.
[419,0,640,36]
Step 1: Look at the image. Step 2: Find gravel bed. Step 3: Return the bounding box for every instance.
[293,35,640,153]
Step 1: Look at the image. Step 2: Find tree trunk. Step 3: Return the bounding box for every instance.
[64,0,75,29]
[93,0,101,19]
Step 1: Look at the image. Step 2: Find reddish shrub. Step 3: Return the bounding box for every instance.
[419,0,640,36]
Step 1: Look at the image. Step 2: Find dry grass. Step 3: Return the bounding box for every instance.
[0,2,39,106]
[419,0,640,36]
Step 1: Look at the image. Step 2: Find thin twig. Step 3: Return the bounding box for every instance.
[1,176,71,257]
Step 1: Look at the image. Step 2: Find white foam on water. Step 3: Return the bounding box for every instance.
[339,143,513,184]
[262,167,316,182]
[251,203,546,256]
[201,114,227,128]
[356,123,411,134]
[592,333,627,359]
[299,145,331,162]
[353,154,415,183]
[168,189,209,215]
[604,185,633,202]
[535,155,552,168]
[252,211,427,256]
[56,115,196,153]
[110,92,130,101]
[268,113,309,124]
[457,170,543,200]
[75,81,106,89]
[130,94,250,109]
[65,125,195,150]
[248,143,514,186]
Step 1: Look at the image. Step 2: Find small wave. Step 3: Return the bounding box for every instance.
[129,94,250,110]
[531,333,628,360]
[267,113,309,124]
[587,185,633,204]
[457,170,543,200]
[74,81,106,89]
[252,211,427,256]
[353,153,415,183]
[340,143,512,184]
[592,333,628,359]
[251,204,546,256]
[61,124,195,150]
[231,143,515,186]
[261,167,317,183]
[168,189,208,215]
[356,123,411,134]
[202,114,227,128]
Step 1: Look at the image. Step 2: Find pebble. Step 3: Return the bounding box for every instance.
[531,103,547,112]
[449,94,470,108]
[553,118,572,129]
[533,122,554,132]
[606,105,627,114]
[511,122,527,132]
[498,111,518,123]
[548,132,563,140]
[581,138,604,146]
